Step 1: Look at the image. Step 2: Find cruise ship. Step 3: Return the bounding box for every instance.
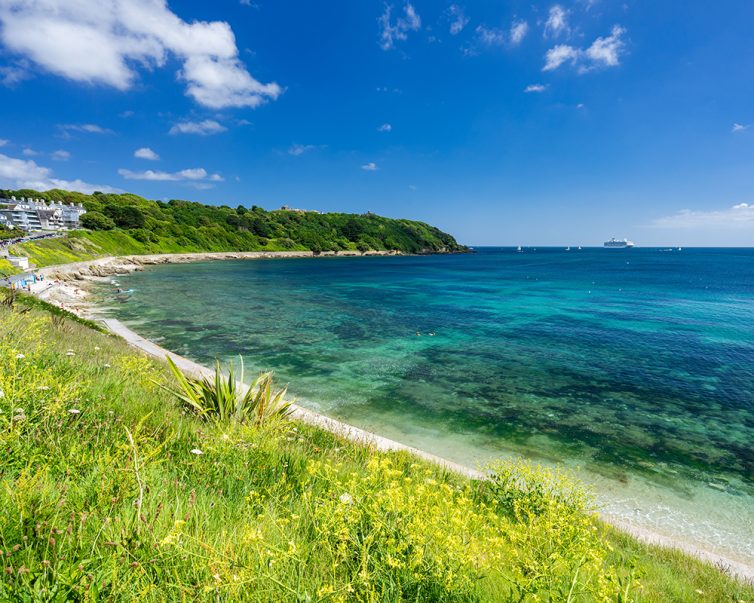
[603,238,635,248]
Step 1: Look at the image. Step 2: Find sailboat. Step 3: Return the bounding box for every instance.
[516,245,523,253]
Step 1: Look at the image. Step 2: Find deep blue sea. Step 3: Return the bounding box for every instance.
[95,247,754,566]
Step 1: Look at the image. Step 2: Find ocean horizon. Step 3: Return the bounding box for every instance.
[94,247,754,568]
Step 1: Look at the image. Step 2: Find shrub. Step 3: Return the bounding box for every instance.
[162,356,292,425]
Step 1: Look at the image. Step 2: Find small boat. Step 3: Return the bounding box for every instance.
[565,246,571,251]
[516,246,523,253]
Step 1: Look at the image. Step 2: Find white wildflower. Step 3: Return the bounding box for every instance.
[94,346,101,351]
[66,351,75,356]
[16,353,24,359]
[190,448,203,455]
[37,386,50,391]
[68,409,81,415]
[339,493,354,505]
[0,389,4,398]
[103,363,111,368]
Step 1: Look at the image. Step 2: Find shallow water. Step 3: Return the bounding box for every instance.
[95,247,754,567]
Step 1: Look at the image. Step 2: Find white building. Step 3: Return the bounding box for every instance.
[0,196,86,232]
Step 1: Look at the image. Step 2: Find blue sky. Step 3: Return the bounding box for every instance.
[1,0,753,246]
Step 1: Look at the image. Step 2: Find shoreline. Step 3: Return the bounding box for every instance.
[17,252,754,582]
[24,250,403,314]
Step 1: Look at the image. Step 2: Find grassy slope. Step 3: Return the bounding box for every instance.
[0,259,20,276]
[8,230,238,269]
[1,300,752,602]
[10,229,402,270]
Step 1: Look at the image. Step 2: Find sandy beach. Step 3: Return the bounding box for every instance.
[16,252,754,583]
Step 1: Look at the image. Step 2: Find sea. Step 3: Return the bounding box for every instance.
[93,247,754,569]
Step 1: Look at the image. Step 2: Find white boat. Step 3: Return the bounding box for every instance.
[516,245,523,253]
[604,238,635,248]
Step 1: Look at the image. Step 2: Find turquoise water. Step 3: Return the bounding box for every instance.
[95,248,754,566]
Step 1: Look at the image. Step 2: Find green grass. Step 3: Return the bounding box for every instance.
[1,302,752,601]
[0,258,20,276]
[9,230,386,270]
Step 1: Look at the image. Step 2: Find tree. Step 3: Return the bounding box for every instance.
[104,205,146,229]
[80,211,116,230]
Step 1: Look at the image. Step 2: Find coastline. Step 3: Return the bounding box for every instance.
[26,250,404,314]
[18,252,754,582]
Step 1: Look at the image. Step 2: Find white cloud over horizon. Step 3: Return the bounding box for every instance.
[379,3,421,50]
[0,152,117,193]
[543,25,626,72]
[361,162,379,171]
[51,149,70,160]
[134,147,159,161]
[0,0,281,109]
[652,203,754,229]
[169,119,227,136]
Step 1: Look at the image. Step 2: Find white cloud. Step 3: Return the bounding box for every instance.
[543,26,626,72]
[509,20,529,46]
[22,147,38,157]
[524,84,547,93]
[447,4,469,36]
[0,139,7,146]
[475,25,505,47]
[59,123,113,136]
[584,25,626,69]
[0,0,281,109]
[543,44,580,71]
[288,143,316,156]
[0,152,116,193]
[652,203,754,229]
[0,62,30,85]
[732,123,749,133]
[118,167,211,181]
[544,5,569,38]
[361,162,379,171]
[169,119,227,136]
[377,123,392,132]
[379,3,421,50]
[51,150,70,160]
[134,147,159,160]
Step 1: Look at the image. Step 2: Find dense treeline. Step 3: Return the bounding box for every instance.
[1,188,466,254]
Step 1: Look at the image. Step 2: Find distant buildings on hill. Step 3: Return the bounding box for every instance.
[0,196,86,232]
[277,205,321,214]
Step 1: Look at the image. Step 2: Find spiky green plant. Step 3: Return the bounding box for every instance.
[163,355,292,425]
